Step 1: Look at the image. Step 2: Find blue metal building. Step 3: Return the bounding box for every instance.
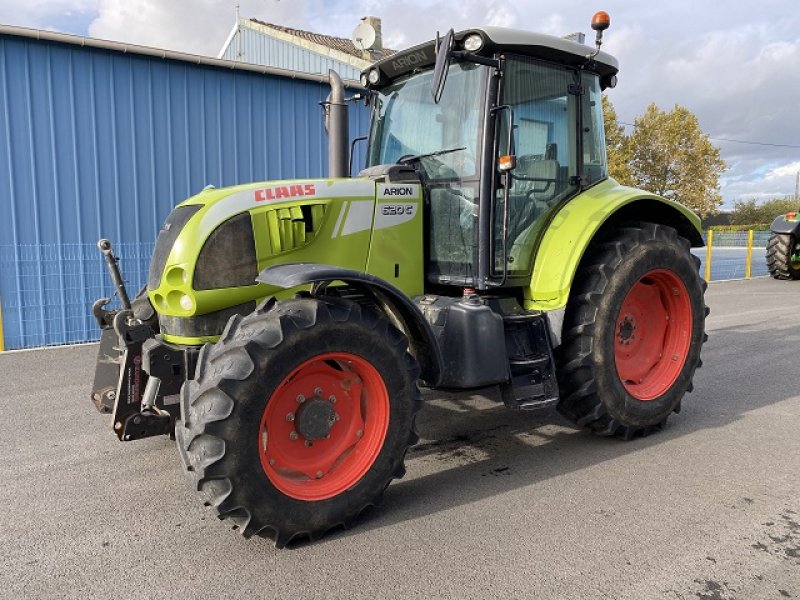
[0,25,371,350]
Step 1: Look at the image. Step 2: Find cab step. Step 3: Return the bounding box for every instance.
[494,301,559,411]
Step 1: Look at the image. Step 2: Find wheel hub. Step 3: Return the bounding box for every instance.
[618,316,635,344]
[294,396,336,441]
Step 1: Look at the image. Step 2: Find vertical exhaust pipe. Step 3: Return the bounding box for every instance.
[324,69,349,178]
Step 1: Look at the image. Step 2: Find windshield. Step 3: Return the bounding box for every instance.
[367,62,486,180]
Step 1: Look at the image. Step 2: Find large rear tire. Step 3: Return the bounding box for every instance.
[766,233,800,280]
[555,223,707,439]
[175,297,421,547]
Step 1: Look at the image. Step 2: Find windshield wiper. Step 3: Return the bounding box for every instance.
[397,147,466,164]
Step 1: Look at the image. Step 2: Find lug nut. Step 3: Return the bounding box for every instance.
[305,440,313,447]
[334,413,340,421]
[315,471,323,479]
[286,413,295,422]
[296,394,305,403]
[289,432,298,440]
[314,387,323,396]
[329,395,336,403]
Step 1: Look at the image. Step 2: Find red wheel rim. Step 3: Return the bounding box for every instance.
[258,352,390,501]
[614,269,692,401]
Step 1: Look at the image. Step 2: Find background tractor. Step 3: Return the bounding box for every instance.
[91,12,708,547]
[767,211,800,279]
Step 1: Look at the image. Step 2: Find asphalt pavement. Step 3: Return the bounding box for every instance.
[1,277,799,600]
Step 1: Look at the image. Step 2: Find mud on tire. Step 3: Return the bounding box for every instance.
[555,222,708,439]
[175,297,422,547]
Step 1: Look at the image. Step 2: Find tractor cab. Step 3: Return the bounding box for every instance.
[359,22,618,290]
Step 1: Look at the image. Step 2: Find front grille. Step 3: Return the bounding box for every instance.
[265,204,325,254]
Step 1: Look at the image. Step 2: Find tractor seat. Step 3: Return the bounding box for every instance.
[507,156,561,244]
[513,156,559,204]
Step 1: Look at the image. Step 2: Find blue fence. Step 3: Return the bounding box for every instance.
[0,243,151,349]
[693,230,771,282]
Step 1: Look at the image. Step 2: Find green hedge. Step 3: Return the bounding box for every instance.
[707,224,770,232]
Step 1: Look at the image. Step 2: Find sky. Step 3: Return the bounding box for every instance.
[2,0,799,209]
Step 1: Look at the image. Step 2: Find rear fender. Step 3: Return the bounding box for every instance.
[258,263,443,386]
[770,214,800,235]
[525,178,703,313]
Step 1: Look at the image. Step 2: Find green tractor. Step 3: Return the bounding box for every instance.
[91,12,707,546]
[767,210,800,279]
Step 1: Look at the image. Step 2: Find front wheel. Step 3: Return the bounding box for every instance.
[176,297,421,547]
[556,223,708,439]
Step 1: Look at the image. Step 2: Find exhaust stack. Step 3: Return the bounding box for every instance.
[325,69,349,178]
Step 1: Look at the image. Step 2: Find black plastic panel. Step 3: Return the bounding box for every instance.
[159,301,256,338]
[415,295,508,388]
[148,205,202,290]
[193,212,257,290]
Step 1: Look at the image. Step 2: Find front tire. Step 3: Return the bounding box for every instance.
[556,223,708,439]
[175,297,421,547]
[766,233,800,280]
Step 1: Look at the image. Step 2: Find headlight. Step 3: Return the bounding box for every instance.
[179,294,194,311]
[360,73,368,87]
[368,68,380,84]
[463,33,484,52]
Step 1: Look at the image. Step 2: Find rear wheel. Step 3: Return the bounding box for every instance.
[556,223,707,439]
[176,297,421,547]
[766,233,800,280]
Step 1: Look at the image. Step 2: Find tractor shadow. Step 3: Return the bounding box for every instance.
[317,318,799,545]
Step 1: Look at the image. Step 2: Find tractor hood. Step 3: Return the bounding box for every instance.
[147,177,377,328]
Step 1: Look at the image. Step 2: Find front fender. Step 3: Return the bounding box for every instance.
[525,178,702,311]
[258,263,443,386]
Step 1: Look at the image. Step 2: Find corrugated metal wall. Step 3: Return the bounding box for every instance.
[0,33,371,349]
[221,27,363,81]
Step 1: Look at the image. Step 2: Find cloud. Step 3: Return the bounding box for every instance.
[88,0,309,56]
[0,0,97,31]
[770,162,800,179]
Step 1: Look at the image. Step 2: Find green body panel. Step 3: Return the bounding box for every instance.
[365,183,425,297]
[523,178,702,311]
[149,178,424,345]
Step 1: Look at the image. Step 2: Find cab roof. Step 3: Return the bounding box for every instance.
[365,26,619,87]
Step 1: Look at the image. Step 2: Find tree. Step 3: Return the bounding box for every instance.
[601,95,634,186]
[626,103,726,218]
[730,196,798,225]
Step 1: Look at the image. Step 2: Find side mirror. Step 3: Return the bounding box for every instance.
[491,104,517,172]
[431,29,455,103]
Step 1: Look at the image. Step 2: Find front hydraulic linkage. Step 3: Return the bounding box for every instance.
[90,239,172,440]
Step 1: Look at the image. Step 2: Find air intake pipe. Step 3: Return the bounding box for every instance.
[324,69,349,178]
